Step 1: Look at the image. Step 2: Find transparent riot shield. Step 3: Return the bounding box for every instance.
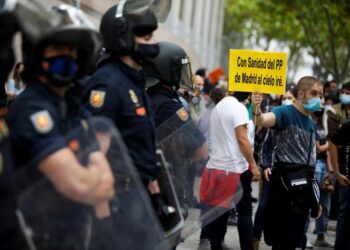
[155,113,243,245]
[15,117,169,250]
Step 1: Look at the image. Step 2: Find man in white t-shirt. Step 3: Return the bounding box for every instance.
[199,93,260,250]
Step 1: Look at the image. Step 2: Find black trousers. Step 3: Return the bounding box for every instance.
[264,171,311,250]
[236,170,253,250]
[203,170,253,250]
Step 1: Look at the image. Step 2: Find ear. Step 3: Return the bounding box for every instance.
[298,90,304,99]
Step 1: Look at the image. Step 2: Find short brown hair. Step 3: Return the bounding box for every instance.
[295,76,321,98]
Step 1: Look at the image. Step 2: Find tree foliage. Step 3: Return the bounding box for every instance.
[224,0,350,82]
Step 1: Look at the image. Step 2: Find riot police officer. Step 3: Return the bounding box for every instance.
[144,42,207,157]
[143,42,208,248]
[0,2,26,249]
[84,2,166,209]
[6,5,115,250]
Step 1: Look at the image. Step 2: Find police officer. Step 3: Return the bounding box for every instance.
[144,42,207,158]
[6,5,115,250]
[143,42,208,248]
[0,3,27,249]
[84,3,166,209]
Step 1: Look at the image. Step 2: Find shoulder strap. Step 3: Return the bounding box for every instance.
[307,129,313,166]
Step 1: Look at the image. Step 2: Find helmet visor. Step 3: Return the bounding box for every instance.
[13,0,61,42]
[180,57,193,91]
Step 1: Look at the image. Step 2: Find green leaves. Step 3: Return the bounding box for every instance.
[224,0,350,82]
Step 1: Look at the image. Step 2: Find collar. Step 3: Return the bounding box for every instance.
[113,59,146,88]
[148,84,181,102]
[28,79,65,103]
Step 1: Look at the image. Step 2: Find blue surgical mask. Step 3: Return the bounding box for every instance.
[282,99,293,106]
[303,97,321,113]
[340,94,350,105]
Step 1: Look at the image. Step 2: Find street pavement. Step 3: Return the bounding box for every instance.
[177,181,336,250]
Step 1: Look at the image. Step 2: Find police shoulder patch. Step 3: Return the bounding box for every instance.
[30,110,54,134]
[176,107,189,122]
[90,90,106,108]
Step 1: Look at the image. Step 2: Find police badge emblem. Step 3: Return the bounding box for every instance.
[30,110,54,134]
[176,107,189,121]
[129,89,140,106]
[90,90,106,108]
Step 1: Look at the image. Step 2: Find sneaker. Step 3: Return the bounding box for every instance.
[198,239,210,250]
[314,238,335,247]
[306,239,313,249]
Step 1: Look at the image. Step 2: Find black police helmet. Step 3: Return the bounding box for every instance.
[143,42,191,90]
[22,5,100,81]
[99,3,157,56]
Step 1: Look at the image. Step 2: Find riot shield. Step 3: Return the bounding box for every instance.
[155,113,243,244]
[15,117,169,250]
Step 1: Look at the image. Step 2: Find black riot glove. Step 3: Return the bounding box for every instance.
[150,193,175,222]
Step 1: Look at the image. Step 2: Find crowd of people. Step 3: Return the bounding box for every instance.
[0,1,350,250]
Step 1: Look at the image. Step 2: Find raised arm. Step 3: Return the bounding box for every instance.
[251,92,277,128]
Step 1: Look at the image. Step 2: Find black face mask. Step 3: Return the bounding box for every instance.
[132,43,159,64]
[314,108,324,118]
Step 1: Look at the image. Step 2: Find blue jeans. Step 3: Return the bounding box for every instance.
[315,159,331,235]
[335,184,350,249]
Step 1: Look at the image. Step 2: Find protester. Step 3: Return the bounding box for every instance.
[252,76,322,250]
[6,62,25,103]
[329,117,350,250]
[251,87,296,250]
[199,92,260,250]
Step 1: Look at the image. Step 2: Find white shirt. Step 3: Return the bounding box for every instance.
[206,96,249,173]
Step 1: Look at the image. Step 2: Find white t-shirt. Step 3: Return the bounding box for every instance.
[206,96,250,173]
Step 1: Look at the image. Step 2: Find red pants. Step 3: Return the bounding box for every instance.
[199,167,241,209]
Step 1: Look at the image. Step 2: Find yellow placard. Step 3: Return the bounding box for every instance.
[228,50,288,94]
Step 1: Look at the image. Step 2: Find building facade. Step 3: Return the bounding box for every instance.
[20,0,226,72]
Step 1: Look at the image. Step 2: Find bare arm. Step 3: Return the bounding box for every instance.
[235,124,261,181]
[39,148,115,206]
[326,150,333,172]
[194,142,209,161]
[251,92,277,128]
[316,140,329,153]
[329,142,350,186]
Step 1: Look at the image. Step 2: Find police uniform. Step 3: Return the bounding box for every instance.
[148,84,206,207]
[0,119,27,249]
[84,59,157,182]
[148,84,205,149]
[6,80,97,249]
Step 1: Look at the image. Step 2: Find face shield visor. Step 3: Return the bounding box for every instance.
[179,57,193,91]
[10,0,61,42]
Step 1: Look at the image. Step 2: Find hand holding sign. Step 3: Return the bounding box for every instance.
[251,92,263,108]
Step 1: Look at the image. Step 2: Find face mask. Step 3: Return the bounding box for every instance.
[314,108,324,118]
[41,55,78,86]
[270,94,276,100]
[325,104,332,110]
[329,88,338,97]
[340,93,350,105]
[133,43,160,64]
[303,97,321,113]
[282,99,293,106]
[197,86,204,91]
